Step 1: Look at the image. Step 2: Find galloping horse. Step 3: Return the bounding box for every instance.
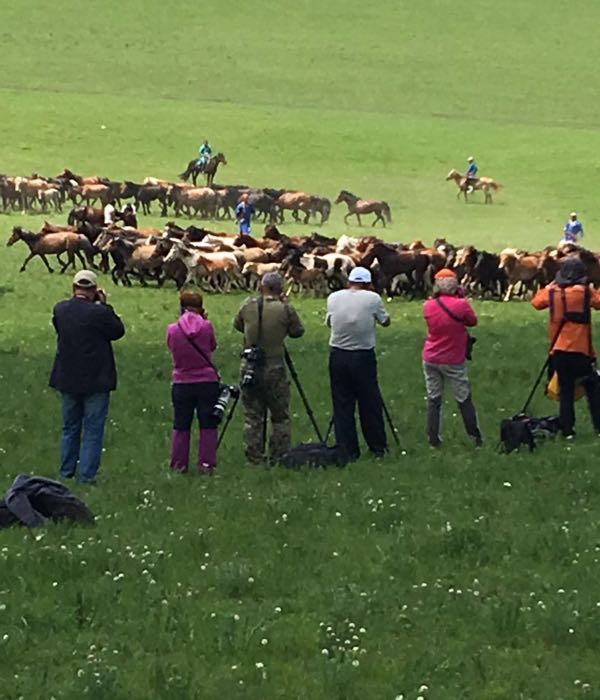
[180,153,227,187]
[7,226,94,273]
[335,190,392,227]
[446,169,503,204]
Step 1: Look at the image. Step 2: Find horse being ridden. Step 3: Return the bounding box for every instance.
[180,152,227,187]
[445,169,502,204]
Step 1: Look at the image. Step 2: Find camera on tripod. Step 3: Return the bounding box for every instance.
[212,384,241,423]
[240,345,265,387]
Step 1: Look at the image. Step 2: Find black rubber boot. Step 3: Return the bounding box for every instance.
[458,394,483,446]
[427,397,443,447]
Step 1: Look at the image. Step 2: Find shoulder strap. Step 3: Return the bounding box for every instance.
[435,297,463,323]
[257,295,264,344]
[176,321,220,380]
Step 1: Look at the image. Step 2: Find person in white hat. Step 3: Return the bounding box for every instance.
[464,156,479,193]
[325,267,391,461]
[49,270,125,484]
[560,211,584,246]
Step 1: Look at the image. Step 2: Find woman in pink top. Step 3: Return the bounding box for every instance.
[422,269,482,448]
[167,291,220,474]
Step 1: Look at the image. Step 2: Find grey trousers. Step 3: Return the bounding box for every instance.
[423,361,482,446]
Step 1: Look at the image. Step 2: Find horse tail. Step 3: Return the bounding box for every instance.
[67,209,75,225]
[179,161,194,182]
[383,202,392,223]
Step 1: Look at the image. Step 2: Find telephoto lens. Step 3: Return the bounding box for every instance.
[212,386,233,422]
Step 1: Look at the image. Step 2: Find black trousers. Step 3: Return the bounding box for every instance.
[329,348,387,460]
[171,382,220,430]
[553,351,600,435]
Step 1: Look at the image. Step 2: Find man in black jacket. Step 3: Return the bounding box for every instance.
[49,270,125,484]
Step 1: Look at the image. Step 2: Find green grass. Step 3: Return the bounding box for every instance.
[2,1,600,698]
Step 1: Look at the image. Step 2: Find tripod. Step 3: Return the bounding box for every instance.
[324,393,400,448]
[217,348,325,450]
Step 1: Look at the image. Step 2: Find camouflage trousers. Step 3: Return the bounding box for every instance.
[241,361,291,463]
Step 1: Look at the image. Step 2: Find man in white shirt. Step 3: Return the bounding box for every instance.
[326,266,391,461]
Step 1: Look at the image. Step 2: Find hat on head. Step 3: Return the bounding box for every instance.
[434,268,457,280]
[570,211,577,218]
[349,267,372,284]
[73,270,97,288]
[467,156,474,162]
[555,256,587,286]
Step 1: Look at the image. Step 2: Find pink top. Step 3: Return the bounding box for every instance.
[422,295,478,365]
[167,312,218,384]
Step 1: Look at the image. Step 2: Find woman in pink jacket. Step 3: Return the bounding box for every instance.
[423,269,482,447]
[167,291,220,474]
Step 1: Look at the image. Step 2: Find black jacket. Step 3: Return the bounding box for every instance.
[0,475,95,528]
[49,297,125,394]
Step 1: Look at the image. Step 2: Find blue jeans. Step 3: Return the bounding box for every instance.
[60,392,110,483]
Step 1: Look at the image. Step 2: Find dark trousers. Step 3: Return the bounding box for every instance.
[553,351,600,435]
[171,382,220,430]
[329,348,387,460]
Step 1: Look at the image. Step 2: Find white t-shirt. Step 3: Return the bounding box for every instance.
[326,289,390,350]
[104,203,115,225]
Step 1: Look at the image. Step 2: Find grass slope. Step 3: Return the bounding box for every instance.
[2,1,600,698]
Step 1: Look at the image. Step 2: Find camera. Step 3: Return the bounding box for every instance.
[212,385,240,423]
[240,346,265,388]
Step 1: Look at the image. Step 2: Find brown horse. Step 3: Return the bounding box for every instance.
[276,191,314,223]
[7,226,94,273]
[180,153,227,187]
[56,169,109,186]
[445,169,503,204]
[335,190,392,227]
[360,242,428,296]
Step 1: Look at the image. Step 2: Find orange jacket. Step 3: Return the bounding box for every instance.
[532,283,600,356]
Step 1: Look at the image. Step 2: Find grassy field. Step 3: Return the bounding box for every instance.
[3,1,600,698]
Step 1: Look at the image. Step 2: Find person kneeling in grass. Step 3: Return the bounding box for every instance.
[167,291,220,474]
[422,268,482,448]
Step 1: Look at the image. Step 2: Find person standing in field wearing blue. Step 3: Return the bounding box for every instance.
[197,139,212,169]
[560,212,584,246]
[464,156,479,193]
[235,193,254,235]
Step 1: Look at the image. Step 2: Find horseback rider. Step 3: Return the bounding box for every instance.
[197,139,213,170]
[560,212,584,247]
[464,156,479,193]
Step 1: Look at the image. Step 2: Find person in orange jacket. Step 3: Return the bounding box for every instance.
[532,256,600,438]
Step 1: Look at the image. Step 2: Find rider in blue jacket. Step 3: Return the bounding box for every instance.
[465,156,478,193]
[198,140,213,169]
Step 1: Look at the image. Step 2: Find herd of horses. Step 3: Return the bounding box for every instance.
[0,167,393,228]
[4,191,594,301]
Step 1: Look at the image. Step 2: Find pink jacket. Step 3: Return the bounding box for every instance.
[167,312,218,384]
[422,295,478,365]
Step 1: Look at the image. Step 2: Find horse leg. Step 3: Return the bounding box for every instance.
[343,212,351,225]
[19,252,38,273]
[356,213,362,226]
[192,171,197,187]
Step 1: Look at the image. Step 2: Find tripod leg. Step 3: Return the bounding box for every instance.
[381,397,400,447]
[217,395,239,450]
[284,349,325,442]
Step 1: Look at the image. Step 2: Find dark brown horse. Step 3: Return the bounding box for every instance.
[7,226,94,273]
[360,242,428,296]
[335,190,392,227]
[180,153,227,187]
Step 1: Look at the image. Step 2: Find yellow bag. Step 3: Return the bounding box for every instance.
[546,372,586,402]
